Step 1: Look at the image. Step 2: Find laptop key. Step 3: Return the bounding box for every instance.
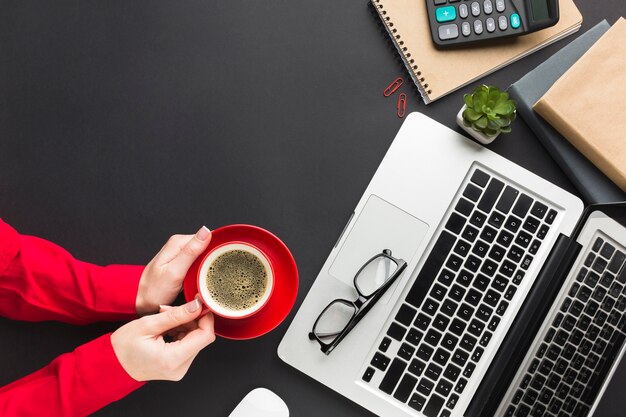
[379,336,392,352]
[409,358,426,376]
[496,186,519,214]
[395,304,417,326]
[371,352,391,371]
[444,363,461,381]
[481,225,498,243]
[513,194,533,218]
[504,215,522,233]
[454,378,467,393]
[478,178,504,213]
[416,377,434,396]
[447,394,460,409]
[531,402,546,416]
[417,344,434,361]
[398,343,415,361]
[463,361,476,378]
[452,348,469,366]
[545,209,557,224]
[523,217,540,234]
[463,183,483,202]
[414,313,431,330]
[592,257,608,274]
[481,259,498,276]
[436,378,453,396]
[408,393,427,412]
[433,348,451,366]
[433,313,450,331]
[378,358,407,394]
[600,242,616,259]
[531,201,548,219]
[516,231,533,248]
[423,393,445,417]
[393,374,418,402]
[497,229,514,247]
[537,224,549,240]
[489,244,506,262]
[529,240,541,255]
[441,333,459,351]
[516,404,531,417]
[454,240,471,257]
[362,367,375,382]
[472,239,490,258]
[455,198,474,216]
[470,169,490,187]
[446,212,466,234]
[470,211,487,228]
[488,211,506,229]
[462,225,480,242]
[387,322,406,341]
[592,237,605,252]
[405,231,456,308]
[608,250,626,273]
[450,318,466,336]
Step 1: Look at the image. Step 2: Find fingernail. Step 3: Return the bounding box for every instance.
[185,298,201,313]
[196,226,210,241]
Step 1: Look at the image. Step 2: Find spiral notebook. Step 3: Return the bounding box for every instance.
[371,0,582,104]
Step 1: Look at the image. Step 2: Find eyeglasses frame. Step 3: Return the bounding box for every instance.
[309,249,407,355]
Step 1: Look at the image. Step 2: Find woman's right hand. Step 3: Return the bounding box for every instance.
[111,296,215,381]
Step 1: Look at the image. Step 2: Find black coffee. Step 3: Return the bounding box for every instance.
[206,249,268,311]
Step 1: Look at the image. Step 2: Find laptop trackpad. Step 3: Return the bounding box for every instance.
[329,195,429,297]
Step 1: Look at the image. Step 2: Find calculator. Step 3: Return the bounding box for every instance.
[426,0,560,48]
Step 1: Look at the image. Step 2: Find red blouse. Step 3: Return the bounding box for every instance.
[0,219,145,416]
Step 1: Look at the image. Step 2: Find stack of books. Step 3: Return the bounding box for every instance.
[509,19,626,204]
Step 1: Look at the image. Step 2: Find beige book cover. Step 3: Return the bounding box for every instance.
[371,0,582,103]
[534,17,626,193]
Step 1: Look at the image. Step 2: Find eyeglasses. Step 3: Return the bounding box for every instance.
[308,249,407,355]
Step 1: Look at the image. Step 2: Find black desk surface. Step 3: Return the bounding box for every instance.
[1,1,625,416]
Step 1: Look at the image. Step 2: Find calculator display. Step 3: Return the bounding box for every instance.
[531,0,550,21]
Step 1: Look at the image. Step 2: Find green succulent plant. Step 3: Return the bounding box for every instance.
[462,85,517,137]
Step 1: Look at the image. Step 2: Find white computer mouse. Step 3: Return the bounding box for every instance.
[228,388,289,417]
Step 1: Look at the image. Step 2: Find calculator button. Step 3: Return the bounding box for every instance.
[434,0,447,5]
[436,6,457,23]
[510,13,521,29]
[495,0,505,12]
[498,15,508,30]
[473,19,484,34]
[459,3,469,18]
[438,24,460,40]
[471,2,480,16]
[486,17,496,32]
[483,0,493,14]
[461,21,471,36]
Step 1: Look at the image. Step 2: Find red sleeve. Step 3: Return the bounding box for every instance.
[0,219,144,324]
[0,333,145,416]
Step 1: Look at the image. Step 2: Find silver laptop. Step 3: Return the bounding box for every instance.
[278,113,626,417]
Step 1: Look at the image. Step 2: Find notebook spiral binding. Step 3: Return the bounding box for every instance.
[372,0,432,102]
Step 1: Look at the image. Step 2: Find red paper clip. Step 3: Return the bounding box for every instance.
[397,93,407,118]
[383,77,404,97]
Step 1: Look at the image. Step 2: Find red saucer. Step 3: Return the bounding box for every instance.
[184,224,298,340]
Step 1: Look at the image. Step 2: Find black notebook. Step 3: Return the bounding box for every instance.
[508,21,626,205]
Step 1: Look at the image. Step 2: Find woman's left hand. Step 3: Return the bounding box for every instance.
[135,226,211,315]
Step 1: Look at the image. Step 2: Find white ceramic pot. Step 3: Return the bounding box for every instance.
[456,105,500,145]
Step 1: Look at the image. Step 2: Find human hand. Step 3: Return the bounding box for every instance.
[136,226,211,315]
[111,296,216,381]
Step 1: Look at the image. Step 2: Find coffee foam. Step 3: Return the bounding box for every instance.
[205,249,268,311]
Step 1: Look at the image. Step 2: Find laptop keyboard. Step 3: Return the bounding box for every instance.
[361,168,558,417]
[502,236,626,417]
